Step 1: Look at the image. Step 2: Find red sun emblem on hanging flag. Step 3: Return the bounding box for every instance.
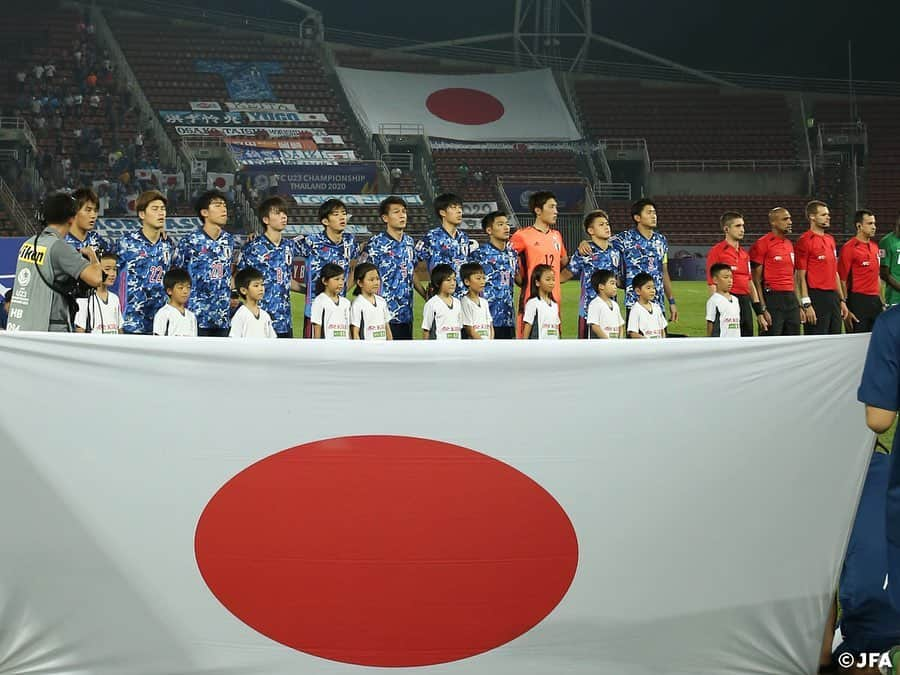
[195,435,578,667]
[211,176,229,189]
[425,88,506,125]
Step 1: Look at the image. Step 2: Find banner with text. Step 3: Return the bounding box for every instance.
[0,333,874,675]
[246,165,379,194]
[502,182,586,213]
[462,201,499,230]
[226,102,297,112]
[190,101,222,111]
[230,146,356,167]
[160,110,245,125]
[244,111,329,123]
[292,194,423,206]
[195,61,283,101]
[175,126,326,138]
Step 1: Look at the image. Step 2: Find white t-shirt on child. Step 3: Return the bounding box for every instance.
[460,295,493,339]
[310,293,351,339]
[229,304,276,338]
[523,296,560,340]
[153,304,198,337]
[350,294,392,340]
[422,295,462,340]
[627,302,667,339]
[586,296,624,339]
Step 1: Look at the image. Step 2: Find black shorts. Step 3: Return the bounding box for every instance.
[493,326,516,340]
[390,322,412,340]
[198,326,228,337]
[276,331,293,339]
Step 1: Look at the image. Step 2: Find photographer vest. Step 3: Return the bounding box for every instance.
[8,230,72,332]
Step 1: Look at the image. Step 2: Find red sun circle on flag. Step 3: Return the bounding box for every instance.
[212,176,228,189]
[425,88,505,125]
[195,435,578,668]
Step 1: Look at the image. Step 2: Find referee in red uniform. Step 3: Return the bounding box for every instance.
[838,209,883,333]
[749,207,802,336]
[795,200,849,335]
[706,211,769,335]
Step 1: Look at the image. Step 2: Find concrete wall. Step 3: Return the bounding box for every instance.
[648,170,808,196]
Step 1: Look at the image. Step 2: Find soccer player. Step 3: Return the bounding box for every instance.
[795,200,848,335]
[706,211,768,335]
[879,215,900,307]
[460,261,493,339]
[229,267,276,338]
[627,272,667,339]
[310,263,351,339]
[560,209,621,338]
[414,193,473,299]
[359,196,416,339]
[118,190,175,335]
[749,207,801,336]
[422,264,462,340]
[237,196,302,339]
[469,210,517,339]
[66,187,109,254]
[350,262,392,341]
[839,209,883,333]
[705,263,741,338]
[610,198,677,323]
[74,251,122,334]
[295,198,359,338]
[153,268,197,337]
[511,191,568,335]
[173,191,235,337]
[522,264,560,340]
[585,269,624,339]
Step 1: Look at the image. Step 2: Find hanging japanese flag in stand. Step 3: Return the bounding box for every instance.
[0,333,876,674]
[336,67,581,141]
[207,172,234,191]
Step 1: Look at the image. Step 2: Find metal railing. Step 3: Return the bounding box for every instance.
[417,154,436,203]
[818,123,868,152]
[381,153,414,172]
[594,182,632,200]
[598,138,650,171]
[0,177,35,235]
[0,117,37,152]
[798,96,816,193]
[495,177,521,229]
[0,149,19,162]
[379,123,426,137]
[651,159,812,172]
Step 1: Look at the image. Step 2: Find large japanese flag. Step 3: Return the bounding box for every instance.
[0,333,874,674]
[336,67,581,141]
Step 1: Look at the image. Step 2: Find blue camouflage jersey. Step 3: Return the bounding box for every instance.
[237,234,301,335]
[611,228,668,311]
[359,231,415,324]
[173,228,235,330]
[415,226,473,298]
[117,229,175,334]
[294,231,359,318]
[65,230,110,254]
[567,242,622,317]
[469,241,518,328]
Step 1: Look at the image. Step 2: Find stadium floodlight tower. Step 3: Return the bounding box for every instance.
[277,0,323,41]
[513,0,593,71]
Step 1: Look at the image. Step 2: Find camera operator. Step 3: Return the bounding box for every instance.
[7,192,104,332]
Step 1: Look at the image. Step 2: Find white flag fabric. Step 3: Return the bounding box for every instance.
[336,67,581,141]
[207,172,235,191]
[0,333,874,674]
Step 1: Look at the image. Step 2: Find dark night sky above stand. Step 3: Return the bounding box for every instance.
[185,0,897,83]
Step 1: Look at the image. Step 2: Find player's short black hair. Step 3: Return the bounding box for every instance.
[709,263,732,278]
[72,187,99,211]
[195,190,227,220]
[481,210,508,231]
[631,198,657,220]
[100,251,118,262]
[583,209,610,234]
[855,209,875,225]
[590,269,616,293]
[379,195,407,217]
[434,193,462,218]
[235,267,264,298]
[632,272,654,290]
[528,191,556,215]
[258,195,288,223]
[318,198,346,224]
[460,262,483,283]
[42,192,78,225]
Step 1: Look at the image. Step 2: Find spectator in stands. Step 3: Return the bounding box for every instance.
[172,191,235,337]
[32,64,44,81]
[473,170,484,183]
[512,191,568,335]
[15,69,26,93]
[706,211,768,336]
[237,196,302,339]
[45,62,56,80]
[414,193,473,300]
[7,193,103,332]
[749,207,801,336]
[65,188,108,254]
[796,200,847,335]
[606,198,676,325]
[879,216,900,308]
[294,198,359,338]
[560,209,621,339]
[457,161,469,187]
[117,190,175,335]
[469,210,518,339]
[359,196,417,340]
[839,209,883,333]
[390,166,402,193]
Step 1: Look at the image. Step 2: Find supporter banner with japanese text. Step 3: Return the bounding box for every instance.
[226,102,298,112]
[0,333,875,674]
[160,110,245,125]
[229,146,356,167]
[244,111,329,123]
[175,126,327,138]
